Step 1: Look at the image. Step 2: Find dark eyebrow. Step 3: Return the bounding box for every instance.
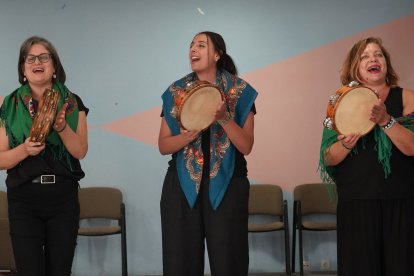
[26,52,50,56]
[190,40,207,47]
[191,40,207,45]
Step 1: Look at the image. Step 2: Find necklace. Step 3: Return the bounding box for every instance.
[28,98,36,118]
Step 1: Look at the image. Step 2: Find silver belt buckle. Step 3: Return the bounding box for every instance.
[41,175,55,184]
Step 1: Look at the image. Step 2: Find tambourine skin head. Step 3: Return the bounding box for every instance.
[177,81,223,131]
[29,88,60,144]
[327,85,378,136]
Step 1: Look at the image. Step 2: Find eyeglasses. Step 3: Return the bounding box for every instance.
[24,53,51,64]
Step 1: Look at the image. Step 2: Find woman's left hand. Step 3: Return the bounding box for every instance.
[370,98,390,126]
[214,101,227,122]
[53,102,68,132]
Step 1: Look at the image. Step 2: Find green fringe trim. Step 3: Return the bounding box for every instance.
[319,114,414,201]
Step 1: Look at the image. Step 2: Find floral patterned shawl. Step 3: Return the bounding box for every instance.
[162,70,258,209]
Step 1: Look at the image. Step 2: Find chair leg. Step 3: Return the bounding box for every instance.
[121,228,127,276]
[291,201,297,273]
[283,201,291,276]
[121,203,128,276]
[298,202,304,276]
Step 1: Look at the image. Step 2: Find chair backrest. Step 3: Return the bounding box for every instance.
[294,183,336,216]
[0,191,15,270]
[0,218,15,270]
[249,184,283,216]
[79,187,123,220]
[0,191,7,218]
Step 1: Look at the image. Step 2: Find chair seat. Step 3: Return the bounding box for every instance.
[78,187,127,275]
[248,221,284,232]
[302,221,336,230]
[248,184,291,275]
[78,226,121,236]
[292,183,338,275]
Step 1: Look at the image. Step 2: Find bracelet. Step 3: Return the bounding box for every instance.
[341,141,352,151]
[56,122,67,133]
[381,116,396,130]
[218,110,231,126]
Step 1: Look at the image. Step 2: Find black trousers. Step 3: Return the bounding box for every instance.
[7,179,79,276]
[337,198,414,276]
[161,169,250,276]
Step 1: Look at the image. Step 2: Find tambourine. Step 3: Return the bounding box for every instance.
[323,82,378,136]
[175,81,224,131]
[29,88,60,143]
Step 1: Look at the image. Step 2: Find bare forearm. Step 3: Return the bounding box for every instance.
[159,134,191,155]
[58,127,88,159]
[384,123,414,156]
[323,141,352,166]
[0,144,29,170]
[57,113,88,159]
[221,113,254,155]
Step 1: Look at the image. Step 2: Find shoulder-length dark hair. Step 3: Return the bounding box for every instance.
[340,37,398,86]
[18,36,66,84]
[197,31,238,76]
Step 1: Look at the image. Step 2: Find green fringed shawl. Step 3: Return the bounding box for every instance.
[0,82,79,169]
[319,114,414,199]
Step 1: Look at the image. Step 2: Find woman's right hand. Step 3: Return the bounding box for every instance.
[158,117,201,155]
[181,128,200,143]
[324,132,361,166]
[0,128,45,170]
[24,137,45,156]
[338,133,361,151]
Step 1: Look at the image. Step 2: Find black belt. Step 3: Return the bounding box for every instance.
[32,175,72,184]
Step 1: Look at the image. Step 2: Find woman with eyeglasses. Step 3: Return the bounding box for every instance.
[0,36,88,275]
[159,31,258,276]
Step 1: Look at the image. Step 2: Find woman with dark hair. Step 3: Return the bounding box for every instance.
[320,37,414,275]
[158,31,258,276]
[0,36,88,275]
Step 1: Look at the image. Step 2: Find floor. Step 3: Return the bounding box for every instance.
[1,273,337,276]
[1,270,337,276]
[248,273,336,276]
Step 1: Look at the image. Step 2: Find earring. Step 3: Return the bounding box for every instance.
[53,73,56,79]
[23,76,27,82]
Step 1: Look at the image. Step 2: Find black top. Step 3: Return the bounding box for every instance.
[5,93,88,188]
[335,87,414,200]
[164,104,256,179]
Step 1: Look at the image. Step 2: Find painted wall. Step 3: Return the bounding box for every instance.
[1,0,414,275]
